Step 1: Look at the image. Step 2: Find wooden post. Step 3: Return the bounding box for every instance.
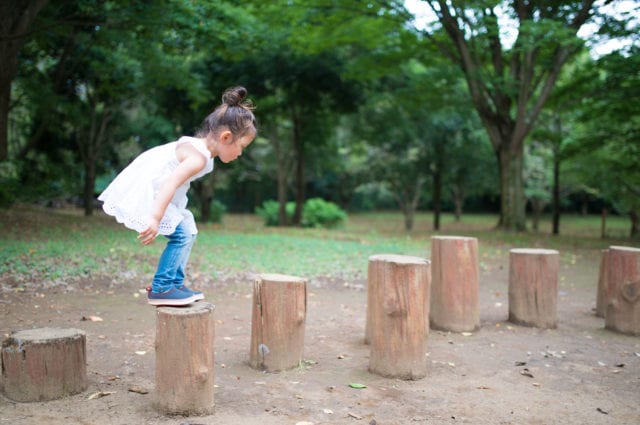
[508,248,559,329]
[595,249,610,318]
[155,302,215,415]
[1,328,87,402]
[429,236,479,332]
[249,273,307,372]
[605,246,640,336]
[367,254,431,380]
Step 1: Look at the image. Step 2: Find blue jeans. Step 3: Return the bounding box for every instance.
[152,221,196,293]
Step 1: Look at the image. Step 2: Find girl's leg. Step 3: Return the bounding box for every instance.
[174,232,196,288]
[152,221,194,293]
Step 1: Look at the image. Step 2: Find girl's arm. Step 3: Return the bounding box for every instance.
[138,143,208,245]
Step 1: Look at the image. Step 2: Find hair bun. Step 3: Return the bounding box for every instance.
[222,86,248,107]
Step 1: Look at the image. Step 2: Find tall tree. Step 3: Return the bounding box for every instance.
[418,0,599,230]
[0,0,49,161]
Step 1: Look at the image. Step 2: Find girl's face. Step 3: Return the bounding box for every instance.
[216,132,255,163]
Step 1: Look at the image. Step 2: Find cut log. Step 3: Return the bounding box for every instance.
[429,236,479,332]
[1,328,87,402]
[595,249,610,318]
[367,254,431,380]
[155,302,215,415]
[249,273,307,372]
[508,248,559,329]
[605,246,640,336]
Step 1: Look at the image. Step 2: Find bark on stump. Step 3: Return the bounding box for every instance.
[155,302,215,415]
[429,236,479,332]
[508,249,559,329]
[249,273,307,372]
[0,328,87,402]
[595,249,610,318]
[367,254,431,380]
[605,246,640,336]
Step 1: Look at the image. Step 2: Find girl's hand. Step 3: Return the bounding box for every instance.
[138,218,160,245]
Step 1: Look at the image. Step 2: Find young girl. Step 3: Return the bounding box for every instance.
[98,86,257,306]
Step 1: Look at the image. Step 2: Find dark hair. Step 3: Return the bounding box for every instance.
[198,86,257,139]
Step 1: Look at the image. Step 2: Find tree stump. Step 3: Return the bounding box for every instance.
[0,328,87,402]
[367,254,431,380]
[605,246,640,336]
[249,273,307,372]
[155,302,215,415]
[595,249,610,318]
[508,248,559,329]
[429,236,479,332]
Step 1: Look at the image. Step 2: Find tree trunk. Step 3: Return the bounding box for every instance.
[604,246,640,336]
[508,248,559,329]
[1,327,87,402]
[451,185,464,222]
[83,160,95,216]
[292,109,304,226]
[249,273,307,372]
[429,236,479,332]
[433,169,441,231]
[551,119,561,235]
[630,210,639,239]
[497,142,526,231]
[155,302,215,415]
[0,0,50,161]
[367,254,431,380]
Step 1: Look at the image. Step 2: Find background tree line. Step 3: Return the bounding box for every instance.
[1,0,638,237]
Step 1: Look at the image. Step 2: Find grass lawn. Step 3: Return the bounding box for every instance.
[0,205,636,286]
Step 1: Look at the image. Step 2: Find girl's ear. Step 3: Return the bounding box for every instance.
[220,130,233,144]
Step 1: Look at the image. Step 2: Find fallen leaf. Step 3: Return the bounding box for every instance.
[520,369,534,378]
[349,383,367,389]
[348,412,363,420]
[461,332,473,337]
[596,407,609,415]
[128,385,148,394]
[87,391,114,400]
[135,351,146,355]
[515,361,527,366]
[82,315,103,322]
[323,409,334,414]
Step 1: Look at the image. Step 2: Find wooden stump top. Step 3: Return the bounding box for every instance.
[431,235,477,242]
[3,328,86,345]
[510,248,559,255]
[257,273,306,283]
[368,254,428,265]
[609,246,640,253]
[156,301,215,316]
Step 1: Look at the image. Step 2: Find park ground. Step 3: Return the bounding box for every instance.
[0,206,639,425]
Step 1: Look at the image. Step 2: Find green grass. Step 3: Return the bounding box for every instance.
[0,206,637,285]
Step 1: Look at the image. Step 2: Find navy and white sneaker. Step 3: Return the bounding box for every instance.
[147,286,199,306]
[178,285,205,301]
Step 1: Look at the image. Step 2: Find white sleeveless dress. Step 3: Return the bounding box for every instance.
[98,136,214,235]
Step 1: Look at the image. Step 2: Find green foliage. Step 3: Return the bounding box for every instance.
[301,198,347,229]
[208,199,227,224]
[256,198,346,228]
[255,200,295,226]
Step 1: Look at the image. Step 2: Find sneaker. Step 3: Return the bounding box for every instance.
[178,285,205,301]
[147,286,199,306]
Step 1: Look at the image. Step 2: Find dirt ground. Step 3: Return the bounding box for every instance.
[1,249,639,425]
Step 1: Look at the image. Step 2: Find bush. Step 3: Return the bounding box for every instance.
[257,198,346,228]
[302,198,347,228]
[256,200,295,226]
[209,199,227,224]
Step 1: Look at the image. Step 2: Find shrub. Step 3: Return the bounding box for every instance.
[301,198,346,229]
[256,198,346,228]
[256,200,295,226]
[209,199,227,224]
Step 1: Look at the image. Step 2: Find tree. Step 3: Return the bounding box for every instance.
[417,0,600,230]
[0,0,49,161]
